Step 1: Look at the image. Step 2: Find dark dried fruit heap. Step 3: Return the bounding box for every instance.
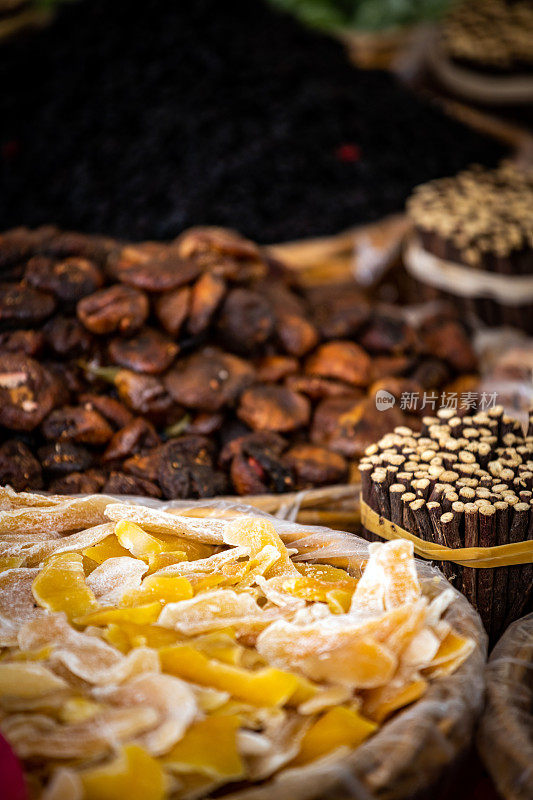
[0,225,478,499]
[0,0,504,242]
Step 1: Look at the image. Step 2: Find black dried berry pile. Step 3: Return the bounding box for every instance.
[0,0,504,243]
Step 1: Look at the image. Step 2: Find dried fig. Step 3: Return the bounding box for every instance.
[187,272,226,335]
[0,283,55,326]
[109,242,202,291]
[305,341,371,387]
[38,442,93,475]
[44,316,93,357]
[154,286,191,337]
[41,405,114,445]
[78,394,135,430]
[25,255,103,302]
[285,374,357,400]
[237,384,310,432]
[77,285,149,334]
[284,444,348,487]
[255,356,299,383]
[108,327,178,374]
[164,348,254,412]
[102,472,162,498]
[0,440,43,491]
[114,370,175,418]
[0,353,59,431]
[103,418,160,462]
[360,309,416,354]
[49,469,107,495]
[0,329,44,357]
[218,289,275,353]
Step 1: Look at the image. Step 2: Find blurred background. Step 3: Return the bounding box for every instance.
[1,0,530,245]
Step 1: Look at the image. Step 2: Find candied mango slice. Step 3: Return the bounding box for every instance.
[0,662,66,698]
[223,518,294,577]
[83,535,131,564]
[32,553,98,619]
[115,521,165,559]
[161,715,244,779]
[160,644,299,706]
[75,602,162,627]
[295,563,358,592]
[104,623,183,653]
[147,551,187,573]
[362,678,427,723]
[122,575,193,607]
[0,556,24,571]
[81,744,165,800]
[59,697,103,724]
[292,706,377,766]
[423,630,475,678]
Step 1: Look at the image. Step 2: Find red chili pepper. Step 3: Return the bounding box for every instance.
[335,143,361,163]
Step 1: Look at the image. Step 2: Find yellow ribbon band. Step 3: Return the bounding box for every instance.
[360,500,533,569]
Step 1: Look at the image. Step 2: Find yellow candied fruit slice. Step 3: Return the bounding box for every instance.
[0,556,24,571]
[0,662,66,698]
[362,678,428,723]
[160,644,299,706]
[147,551,188,573]
[81,744,165,800]
[59,697,103,724]
[115,520,165,559]
[190,574,227,593]
[83,534,131,564]
[75,602,162,627]
[103,622,183,653]
[32,553,98,619]
[295,562,359,591]
[161,715,244,780]
[223,518,294,577]
[149,533,214,562]
[423,630,475,677]
[291,706,377,766]
[188,631,241,666]
[122,575,193,607]
[325,589,353,614]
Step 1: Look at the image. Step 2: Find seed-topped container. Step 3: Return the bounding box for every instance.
[405,162,533,334]
[359,405,533,642]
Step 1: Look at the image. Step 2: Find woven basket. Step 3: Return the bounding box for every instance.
[0,489,488,800]
[477,613,533,800]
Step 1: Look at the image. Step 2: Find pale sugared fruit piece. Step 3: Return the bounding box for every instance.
[291,706,377,766]
[83,534,131,564]
[161,715,244,779]
[75,602,162,627]
[115,521,165,559]
[0,662,66,699]
[423,630,476,678]
[350,540,420,614]
[362,677,428,723]
[103,622,183,653]
[160,644,299,706]
[81,744,165,800]
[32,553,98,619]
[122,575,193,607]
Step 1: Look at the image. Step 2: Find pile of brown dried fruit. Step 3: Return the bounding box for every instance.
[0,225,478,499]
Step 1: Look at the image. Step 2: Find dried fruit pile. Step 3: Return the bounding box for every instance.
[0,489,475,798]
[0,0,504,242]
[0,225,478,499]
